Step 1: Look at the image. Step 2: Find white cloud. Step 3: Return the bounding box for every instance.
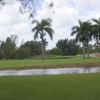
[0,0,33,45]
[72,0,100,17]
[0,0,100,49]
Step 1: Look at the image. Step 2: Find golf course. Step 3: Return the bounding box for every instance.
[0,56,99,70]
[0,56,99,100]
[0,0,100,100]
[0,74,100,100]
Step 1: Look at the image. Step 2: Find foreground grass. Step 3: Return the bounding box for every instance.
[0,73,100,100]
[0,56,99,69]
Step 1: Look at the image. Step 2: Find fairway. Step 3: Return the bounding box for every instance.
[0,56,100,70]
[0,74,100,100]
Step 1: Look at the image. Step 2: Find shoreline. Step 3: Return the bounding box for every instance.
[0,62,100,71]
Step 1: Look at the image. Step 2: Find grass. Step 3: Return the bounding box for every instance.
[0,56,99,70]
[0,73,100,100]
[29,55,73,59]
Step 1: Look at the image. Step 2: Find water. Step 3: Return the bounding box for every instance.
[0,67,100,76]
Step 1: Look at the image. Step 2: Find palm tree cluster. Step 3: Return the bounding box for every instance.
[71,18,100,58]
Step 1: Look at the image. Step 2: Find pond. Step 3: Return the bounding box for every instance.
[0,67,100,76]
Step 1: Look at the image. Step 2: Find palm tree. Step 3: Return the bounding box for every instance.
[71,20,92,58]
[32,18,54,57]
[92,18,100,47]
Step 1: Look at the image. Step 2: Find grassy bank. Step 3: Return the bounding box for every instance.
[0,73,100,100]
[0,56,99,70]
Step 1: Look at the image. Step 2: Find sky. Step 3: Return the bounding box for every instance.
[0,0,100,49]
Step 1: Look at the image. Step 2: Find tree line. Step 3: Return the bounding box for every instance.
[0,35,78,59]
[0,34,98,59]
[0,35,42,59]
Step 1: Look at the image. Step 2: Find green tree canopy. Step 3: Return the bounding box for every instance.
[56,39,79,56]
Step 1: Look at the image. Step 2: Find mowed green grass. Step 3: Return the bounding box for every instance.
[0,56,99,69]
[0,74,100,100]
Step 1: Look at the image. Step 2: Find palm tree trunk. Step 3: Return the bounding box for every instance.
[96,38,100,52]
[41,40,45,57]
[82,43,85,58]
[87,42,90,58]
[41,33,45,59]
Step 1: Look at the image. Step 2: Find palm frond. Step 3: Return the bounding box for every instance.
[34,30,39,40]
[41,19,52,27]
[32,26,38,32]
[79,20,82,26]
[92,18,99,24]
[71,30,78,36]
[72,26,78,30]
[44,27,54,40]
[32,20,39,24]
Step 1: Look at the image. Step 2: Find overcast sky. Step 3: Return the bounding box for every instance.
[0,0,100,49]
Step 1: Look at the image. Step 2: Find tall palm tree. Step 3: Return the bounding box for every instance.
[92,18,100,47]
[71,20,92,58]
[32,18,54,57]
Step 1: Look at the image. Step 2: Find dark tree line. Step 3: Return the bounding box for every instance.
[0,35,16,59]
[0,35,98,59]
[56,39,79,56]
[0,35,84,59]
[48,39,80,56]
[0,35,42,59]
[47,39,80,56]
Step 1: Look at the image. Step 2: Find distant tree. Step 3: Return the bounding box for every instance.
[49,48,62,55]
[56,39,68,56]
[56,39,79,56]
[32,19,54,57]
[21,41,42,56]
[0,35,17,59]
[68,39,80,55]
[13,47,31,59]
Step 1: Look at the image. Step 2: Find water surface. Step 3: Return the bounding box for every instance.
[0,67,100,76]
